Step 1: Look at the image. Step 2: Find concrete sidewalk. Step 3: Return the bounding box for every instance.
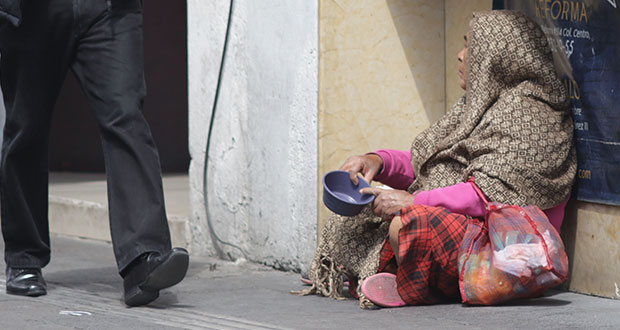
[48,173,191,249]
[0,235,619,330]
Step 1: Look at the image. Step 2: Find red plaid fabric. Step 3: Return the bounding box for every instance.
[378,205,468,305]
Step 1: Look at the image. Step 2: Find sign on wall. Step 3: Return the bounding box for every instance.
[493,0,620,206]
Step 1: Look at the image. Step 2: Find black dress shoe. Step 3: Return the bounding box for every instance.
[123,247,189,307]
[6,267,47,297]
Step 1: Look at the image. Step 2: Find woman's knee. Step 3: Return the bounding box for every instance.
[389,216,403,239]
[389,216,403,264]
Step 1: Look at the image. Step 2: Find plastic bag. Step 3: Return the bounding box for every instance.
[458,182,569,305]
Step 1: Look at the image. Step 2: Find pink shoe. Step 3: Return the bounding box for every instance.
[361,273,406,308]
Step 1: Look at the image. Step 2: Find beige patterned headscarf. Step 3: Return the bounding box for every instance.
[410,10,576,209]
[294,11,576,309]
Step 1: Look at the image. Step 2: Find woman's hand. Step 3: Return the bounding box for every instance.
[359,187,416,221]
[339,154,383,185]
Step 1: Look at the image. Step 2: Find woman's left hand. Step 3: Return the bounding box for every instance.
[359,187,416,221]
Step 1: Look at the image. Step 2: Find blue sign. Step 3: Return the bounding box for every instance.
[493,0,620,206]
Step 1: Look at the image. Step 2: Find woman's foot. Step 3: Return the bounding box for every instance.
[361,273,406,308]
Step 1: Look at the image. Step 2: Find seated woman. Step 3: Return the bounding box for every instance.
[295,10,576,309]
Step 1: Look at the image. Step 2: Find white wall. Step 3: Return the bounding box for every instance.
[187,0,318,271]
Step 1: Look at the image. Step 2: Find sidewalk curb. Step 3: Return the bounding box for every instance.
[49,195,191,250]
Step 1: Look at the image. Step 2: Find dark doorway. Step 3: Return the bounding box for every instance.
[49,0,189,173]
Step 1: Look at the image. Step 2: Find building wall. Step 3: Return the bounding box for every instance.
[563,201,620,298]
[444,0,491,111]
[318,0,447,230]
[187,0,318,271]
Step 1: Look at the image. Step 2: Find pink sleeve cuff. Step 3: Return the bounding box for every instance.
[371,149,414,190]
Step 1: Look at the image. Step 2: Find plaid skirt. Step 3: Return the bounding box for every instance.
[378,204,469,305]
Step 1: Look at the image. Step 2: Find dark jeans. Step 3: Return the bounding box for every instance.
[0,0,171,273]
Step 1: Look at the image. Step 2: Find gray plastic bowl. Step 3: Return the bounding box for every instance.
[323,170,375,216]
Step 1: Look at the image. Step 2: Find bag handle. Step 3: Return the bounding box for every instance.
[468,177,489,205]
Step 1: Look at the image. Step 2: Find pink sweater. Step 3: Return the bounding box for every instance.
[372,149,567,232]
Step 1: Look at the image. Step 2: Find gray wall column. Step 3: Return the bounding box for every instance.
[188,0,318,271]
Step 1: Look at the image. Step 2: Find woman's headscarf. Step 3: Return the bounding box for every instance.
[409,10,576,209]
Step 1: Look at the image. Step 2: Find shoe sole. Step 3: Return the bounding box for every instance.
[361,273,406,308]
[6,287,47,297]
[124,249,190,307]
[143,249,190,290]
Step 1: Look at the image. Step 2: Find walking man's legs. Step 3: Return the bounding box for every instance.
[0,0,188,305]
[71,0,188,306]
